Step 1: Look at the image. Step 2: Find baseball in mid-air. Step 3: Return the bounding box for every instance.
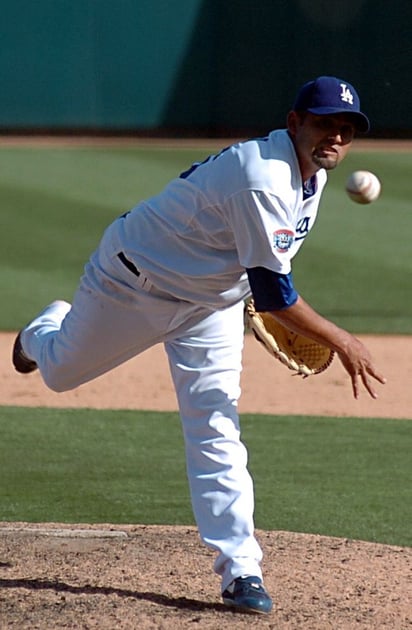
[345,170,381,204]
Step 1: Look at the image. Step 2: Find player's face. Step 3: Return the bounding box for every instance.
[288,112,355,180]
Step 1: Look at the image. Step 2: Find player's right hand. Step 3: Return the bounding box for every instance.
[337,336,387,399]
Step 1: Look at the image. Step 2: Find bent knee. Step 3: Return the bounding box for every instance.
[41,366,84,393]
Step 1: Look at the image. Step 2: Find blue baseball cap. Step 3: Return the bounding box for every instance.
[293,76,370,133]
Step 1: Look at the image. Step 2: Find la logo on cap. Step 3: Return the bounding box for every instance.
[340,83,354,105]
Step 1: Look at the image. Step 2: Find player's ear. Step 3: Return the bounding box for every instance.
[287,111,299,136]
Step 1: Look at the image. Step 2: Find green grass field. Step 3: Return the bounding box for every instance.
[0,408,410,547]
[1,143,411,332]
[1,143,410,548]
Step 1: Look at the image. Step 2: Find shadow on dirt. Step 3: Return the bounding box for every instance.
[0,576,230,613]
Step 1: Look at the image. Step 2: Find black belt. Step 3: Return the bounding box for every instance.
[118,252,140,277]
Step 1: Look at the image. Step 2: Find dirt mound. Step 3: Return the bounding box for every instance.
[0,524,410,629]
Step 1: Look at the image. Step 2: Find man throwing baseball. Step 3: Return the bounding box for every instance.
[13,76,386,614]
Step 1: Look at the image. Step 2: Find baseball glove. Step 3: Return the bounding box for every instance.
[245,300,334,377]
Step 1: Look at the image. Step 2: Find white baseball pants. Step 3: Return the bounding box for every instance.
[20,233,263,590]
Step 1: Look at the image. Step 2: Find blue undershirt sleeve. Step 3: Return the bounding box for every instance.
[246,267,298,311]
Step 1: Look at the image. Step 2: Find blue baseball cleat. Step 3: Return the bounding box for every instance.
[12,331,38,374]
[222,575,273,614]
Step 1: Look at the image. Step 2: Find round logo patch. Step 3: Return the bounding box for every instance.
[273,229,294,253]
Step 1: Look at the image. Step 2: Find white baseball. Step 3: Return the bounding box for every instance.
[345,170,381,204]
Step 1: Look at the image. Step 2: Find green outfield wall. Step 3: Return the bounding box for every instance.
[0,0,410,135]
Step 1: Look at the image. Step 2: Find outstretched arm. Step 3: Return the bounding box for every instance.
[268,295,386,399]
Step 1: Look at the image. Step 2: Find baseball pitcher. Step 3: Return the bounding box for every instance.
[13,76,386,614]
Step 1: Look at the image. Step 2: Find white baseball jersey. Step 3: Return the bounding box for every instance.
[108,129,327,309]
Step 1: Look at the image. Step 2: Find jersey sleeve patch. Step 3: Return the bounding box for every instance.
[246,266,298,311]
[273,229,294,253]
